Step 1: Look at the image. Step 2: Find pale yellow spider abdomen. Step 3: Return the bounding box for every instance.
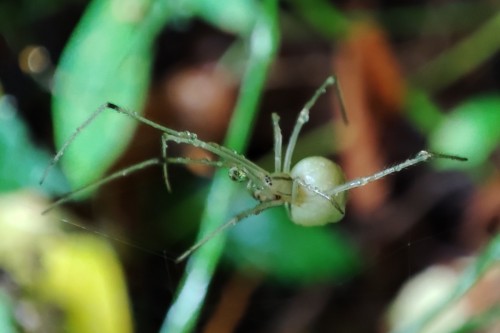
[289,156,347,226]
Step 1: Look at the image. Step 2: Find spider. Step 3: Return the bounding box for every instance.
[41,77,467,262]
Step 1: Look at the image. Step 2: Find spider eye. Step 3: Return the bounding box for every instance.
[228,167,248,182]
[264,175,272,186]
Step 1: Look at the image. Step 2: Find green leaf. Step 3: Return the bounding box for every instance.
[0,96,68,194]
[405,88,444,135]
[51,0,170,189]
[288,0,350,39]
[451,305,500,333]
[430,95,500,170]
[160,0,280,332]
[0,289,17,333]
[187,0,258,35]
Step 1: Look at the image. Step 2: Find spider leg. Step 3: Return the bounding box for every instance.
[272,113,283,173]
[162,132,269,188]
[40,103,109,185]
[42,158,163,214]
[41,102,269,191]
[42,156,229,214]
[329,150,467,196]
[162,133,234,192]
[161,134,172,192]
[293,178,345,215]
[332,74,349,125]
[40,103,182,185]
[176,199,284,263]
[283,77,335,172]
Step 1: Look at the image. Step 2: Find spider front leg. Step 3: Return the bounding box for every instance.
[40,102,185,186]
[40,103,111,185]
[176,199,284,262]
[161,131,271,192]
[42,158,164,214]
[43,155,230,214]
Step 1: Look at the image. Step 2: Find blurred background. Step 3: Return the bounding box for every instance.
[0,0,499,332]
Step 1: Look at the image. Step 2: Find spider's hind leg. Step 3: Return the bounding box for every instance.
[329,150,468,196]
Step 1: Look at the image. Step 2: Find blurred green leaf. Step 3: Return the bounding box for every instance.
[227,194,360,284]
[452,305,500,333]
[51,0,170,190]
[288,0,349,39]
[0,95,68,194]
[181,0,258,35]
[410,11,500,93]
[378,2,495,38]
[160,0,280,332]
[0,290,17,333]
[430,95,500,170]
[405,88,444,135]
